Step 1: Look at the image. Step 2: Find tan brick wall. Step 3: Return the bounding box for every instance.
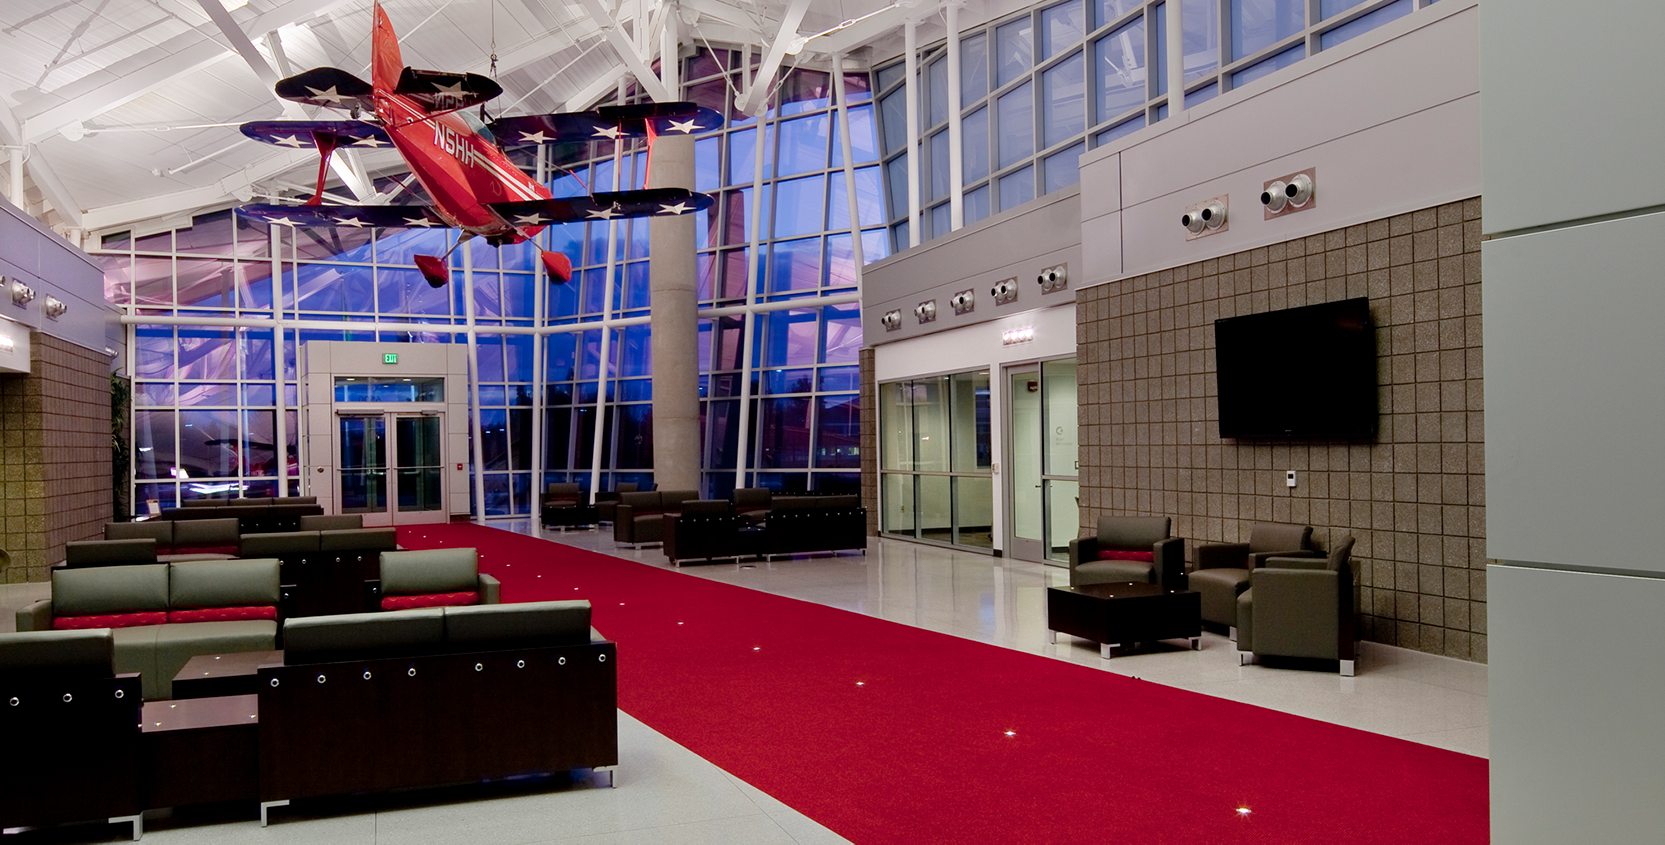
[1076,198,1487,661]
[0,333,113,582]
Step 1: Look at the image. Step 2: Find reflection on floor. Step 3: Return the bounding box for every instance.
[0,524,1487,843]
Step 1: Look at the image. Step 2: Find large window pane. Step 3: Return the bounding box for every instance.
[954,476,994,548]
[828,166,884,231]
[880,90,909,155]
[1041,50,1086,148]
[1319,0,1413,50]
[999,166,1036,211]
[997,82,1035,169]
[816,394,860,468]
[882,473,915,534]
[830,104,879,166]
[1184,0,1221,83]
[996,18,1035,88]
[912,377,949,472]
[950,370,991,472]
[776,112,829,176]
[1095,18,1147,124]
[880,381,913,471]
[963,106,990,183]
[1040,0,1086,61]
[1232,0,1305,60]
[1045,142,1085,193]
[773,176,825,238]
[927,56,949,127]
[961,32,989,106]
[928,130,951,201]
[917,474,952,543]
[1231,42,1305,87]
[769,237,822,294]
[758,397,811,468]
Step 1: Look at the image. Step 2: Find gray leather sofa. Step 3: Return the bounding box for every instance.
[1237,536,1359,675]
[104,517,242,561]
[1066,516,1186,590]
[1188,523,1316,634]
[16,559,283,699]
[373,547,501,609]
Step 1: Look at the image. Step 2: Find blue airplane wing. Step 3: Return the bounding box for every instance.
[487,188,714,224]
[490,104,723,146]
[239,121,393,150]
[235,203,448,229]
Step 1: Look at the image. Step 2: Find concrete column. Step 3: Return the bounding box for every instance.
[648,133,700,492]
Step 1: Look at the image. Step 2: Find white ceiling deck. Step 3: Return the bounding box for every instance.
[0,0,939,239]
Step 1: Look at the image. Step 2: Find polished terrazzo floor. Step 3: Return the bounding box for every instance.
[0,524,1487,843]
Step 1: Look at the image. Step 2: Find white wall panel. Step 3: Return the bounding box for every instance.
[1489,564,1665,843]
[1481,0,1665,234]
[1482,213,1665,572]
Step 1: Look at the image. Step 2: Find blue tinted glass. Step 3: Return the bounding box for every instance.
[877,63,905,91]
[928,130,950,202]
[1095,18,1147,124]
[1095,114,1145,146]
[695,136,720,192]
[466,237,499,270]
[497,242,534,274]
[175,258,232,309]
[891,221,909,252]
[585,220,623,266]
[778,69,832,116]
[1044,142,1084,193]
[996,18,1035,87]
[999,167,1035,211]
[861,228,890,265]
[963,106,990,183]
[1184,83,1218,108]
[885,156,911,220]
[763,368,815,394]
[546,271,579,318]
[1319,0,1412,50]
[1232,0,1305,60]
[504,334,534,382]
[1231,43,1304,87]
[769,237,822,293]
[961,33,988,106]
[502,273,533,318]
[178,383,238,406]
[816,394,860,468]
[965,185,991,225]
[828,166,885,230]
[617,379,651,402]
[239,329,275,380]
[1040,0,1086,61]
[238,261,273,310]
[757,398,811,468]
[772,176,825,237]
[1321,0,1372,18]
[927,56,948,127]
[1096,0,1138,27]
[379,268,452,315]
[295,264,345,312]
[819,366,861,392]
[823,305,861,364]
[1183,0,1221,82]
[1042,50,1086,148]
[727,127,756,185]
[777,112,830,176]
[761,309,819,367]
[880,90,908,155]
[625,215,650,261]
[829,104,879,166]
[928,203,949,239]
[471,272,503,319]
[475,336,505,382]
[243,383,276,407]
[1154,3,1167,95]
[480,410,508,473]
[624,261,650,310]
[824,234,858,288]
[617,325,651,378]
[997,82,1034,169]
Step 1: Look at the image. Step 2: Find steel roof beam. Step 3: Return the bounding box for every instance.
[733,0,811,116]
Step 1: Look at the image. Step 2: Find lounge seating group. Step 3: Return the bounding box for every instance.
[0,596,616,837]
[165,496,325,534]
[1066,516,1186,590]
[613,489,701,546]
[16,558,284,700]
[239,527,399,617]
[660,491,868,565]
[1237,535,1359,676]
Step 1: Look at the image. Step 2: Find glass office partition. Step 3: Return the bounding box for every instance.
[878,369,993,550]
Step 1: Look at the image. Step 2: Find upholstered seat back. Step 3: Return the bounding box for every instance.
[1249,522,1311,553]
[1096,516,1171,549]
[298,513,363,531]
[381,548,479,596]
[169,559,281,609]
[544,482,582,504]
[64,538,157,568]
[444,601,592,648]
[173,517,241,547]
[105,520,172,544]
[680,499,732,517]
[0,630,114,677]
[52,565,171,616]
[618,490,661,511]
[319,526,398,552]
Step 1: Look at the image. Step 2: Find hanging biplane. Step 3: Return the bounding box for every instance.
[236,1,719,288]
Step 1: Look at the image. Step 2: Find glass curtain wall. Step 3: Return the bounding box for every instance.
[98,47,882,516]
[875,0,1442,249]
[879,370,993,550]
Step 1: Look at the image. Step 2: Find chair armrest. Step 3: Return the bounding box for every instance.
[1194,542,1249,570]
[477,573,501,605]
[1248,548,1318,569]
[1262,555,1328,571]
[1153,537,1186,590]
[1068,536,1098,567]
[1247,568,1347,659]
[16,600,52,632]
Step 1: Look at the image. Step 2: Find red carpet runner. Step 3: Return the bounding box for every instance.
[399,524,1488,844]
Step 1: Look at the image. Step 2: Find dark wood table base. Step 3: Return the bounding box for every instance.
[1047,582,1202,658]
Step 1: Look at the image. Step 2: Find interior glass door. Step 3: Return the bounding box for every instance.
[339,415,387,515]
[1007,368,1044,562]
[1005,358,1079,565]
[393,414,444,517]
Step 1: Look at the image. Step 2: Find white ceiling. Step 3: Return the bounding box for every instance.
[0,0,941,239]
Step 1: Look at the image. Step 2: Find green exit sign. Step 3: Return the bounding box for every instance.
[382,352,398,364]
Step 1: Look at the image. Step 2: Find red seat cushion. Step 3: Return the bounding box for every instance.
[168,544,241,557]
[381,591,479,611]
[167,606,278,623]
[53,611,168,630]
[1095,549,1155,563]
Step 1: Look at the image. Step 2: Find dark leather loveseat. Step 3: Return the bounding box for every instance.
[613,489,700,546]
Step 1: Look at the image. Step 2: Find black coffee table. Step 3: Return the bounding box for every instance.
[1046,582,1201,658]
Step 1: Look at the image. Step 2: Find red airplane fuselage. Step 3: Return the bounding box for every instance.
[369,3,547,242]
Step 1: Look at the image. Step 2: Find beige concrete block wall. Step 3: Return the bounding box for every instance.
[0,333,113,582]
[1076,198,1487,661]
[859,347,879,536]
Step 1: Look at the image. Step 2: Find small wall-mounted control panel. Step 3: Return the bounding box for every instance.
[1285,470,1297,488]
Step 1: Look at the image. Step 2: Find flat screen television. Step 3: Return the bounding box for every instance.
[1214,297,1377,439]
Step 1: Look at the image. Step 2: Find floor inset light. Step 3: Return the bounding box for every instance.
[1236,807,1252,816]
[1004,730,1016,737]
[855,681,864,686]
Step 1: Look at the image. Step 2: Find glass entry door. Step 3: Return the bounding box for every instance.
[1004,359,1079,564]
[339,412,446,526]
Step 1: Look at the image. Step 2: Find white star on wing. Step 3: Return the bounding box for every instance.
[591,126,624,139]
[351,136,389,147]
[666,118,701,134]
[273,135,308,148]
[402,216,439,227]
[266,216,301,227]
[334,216,371,227]
[432,81,468,96]
[518,130,552,144]
[657,201,691,215]
[585,207,620,220]
[513,213,549,225]
[306,85,350,104]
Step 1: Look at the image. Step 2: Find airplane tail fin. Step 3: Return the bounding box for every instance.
[371,2,403,94]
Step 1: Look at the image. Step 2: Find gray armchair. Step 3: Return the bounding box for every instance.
[1236,535,1358,675]
[1067,516,1185,590]
[1188,522,1316,634]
